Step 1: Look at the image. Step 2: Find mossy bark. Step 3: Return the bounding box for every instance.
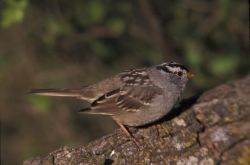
[23,75,250,165]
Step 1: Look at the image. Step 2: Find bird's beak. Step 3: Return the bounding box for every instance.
[187,72,194,79]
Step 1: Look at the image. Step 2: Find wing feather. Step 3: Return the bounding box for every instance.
[80,68,163,115]
[80,86,162,115]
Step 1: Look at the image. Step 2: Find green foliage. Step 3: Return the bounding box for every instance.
[42,19,72,45]
[86,0,105,24]
[72,0,106,26]
[106,18,125,35]
[1,0,28,28]
[28,96,52,112]
[209,55,239,76]
[185,42,203,68]
[91,40,114,60]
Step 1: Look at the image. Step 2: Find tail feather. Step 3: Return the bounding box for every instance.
[79,107,113,115]
[29,88,82,97]
[79,107,91,112]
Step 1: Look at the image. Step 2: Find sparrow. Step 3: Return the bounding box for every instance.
[29,62,193,144]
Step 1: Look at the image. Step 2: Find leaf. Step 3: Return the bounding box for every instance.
[107,18,125,35]
[209,55,239,76]
[1,0,28,28]
[28,96,52,112]
[185,42,202,68]
[86,1,105,24]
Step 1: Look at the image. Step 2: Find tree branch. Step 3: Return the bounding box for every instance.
[23,75,250,165]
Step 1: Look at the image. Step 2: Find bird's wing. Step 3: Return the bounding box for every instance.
[29,67,152,104]
[80,68,162,115]
[80,67,150,102]
[79,85,162,115]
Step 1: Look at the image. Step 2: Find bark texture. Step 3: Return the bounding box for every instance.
[23,75,250,165]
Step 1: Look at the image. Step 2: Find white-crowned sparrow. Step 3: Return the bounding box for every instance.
[30,62,193,139]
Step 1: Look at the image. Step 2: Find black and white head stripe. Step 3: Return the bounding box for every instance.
[168,62,189,72]
[156,64,171,73]
[156,62,189,76]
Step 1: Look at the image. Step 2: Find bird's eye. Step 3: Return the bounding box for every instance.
[177,72,182,76]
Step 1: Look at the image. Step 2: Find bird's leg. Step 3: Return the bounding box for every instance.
[113,119,141,149]
[115,120,132,137]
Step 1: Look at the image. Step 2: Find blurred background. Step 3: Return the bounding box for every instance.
[0,0,249,164]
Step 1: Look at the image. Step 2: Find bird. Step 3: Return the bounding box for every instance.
[29,62,193,145]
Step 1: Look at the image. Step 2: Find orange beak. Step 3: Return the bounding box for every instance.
[187,72,194,79]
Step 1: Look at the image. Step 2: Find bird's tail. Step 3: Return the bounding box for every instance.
[29,88,82,97]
